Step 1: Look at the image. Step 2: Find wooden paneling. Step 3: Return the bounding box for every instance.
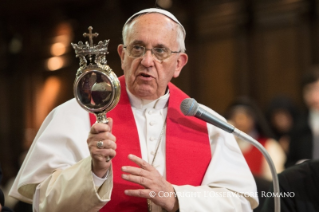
[185,0,311,113]
[190,1,248,113]
[250,0,310,108]
[251,26,309,107]
[196,37,237,113]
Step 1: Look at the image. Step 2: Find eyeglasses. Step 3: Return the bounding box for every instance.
[123,45,181,61]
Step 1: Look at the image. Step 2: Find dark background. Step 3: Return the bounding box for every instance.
[0,0,318,184]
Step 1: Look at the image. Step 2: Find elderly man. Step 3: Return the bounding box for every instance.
[10,8,258,212]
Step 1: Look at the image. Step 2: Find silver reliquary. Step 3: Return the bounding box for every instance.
[72,26,120,124]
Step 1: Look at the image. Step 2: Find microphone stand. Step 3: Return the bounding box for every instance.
[181,99,281,212]
[233,128,280,212]
[195,107,281,212]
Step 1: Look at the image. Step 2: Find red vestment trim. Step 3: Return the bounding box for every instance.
[90,76,211,211]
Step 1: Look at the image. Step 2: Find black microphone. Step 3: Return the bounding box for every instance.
[180,98,235,133]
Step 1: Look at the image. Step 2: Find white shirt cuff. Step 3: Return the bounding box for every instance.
[91,170,109,187]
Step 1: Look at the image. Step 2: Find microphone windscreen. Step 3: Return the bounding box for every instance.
[180,98,199,116]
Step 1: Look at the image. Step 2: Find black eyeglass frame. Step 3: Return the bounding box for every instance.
[123,45,181,61]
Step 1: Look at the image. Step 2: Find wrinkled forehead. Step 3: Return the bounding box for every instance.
[124,8,186,38]
[128,13,177,32]
[124,14,179,48]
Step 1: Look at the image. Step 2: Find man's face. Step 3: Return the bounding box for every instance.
[117,13,188,100]
[304,80,319,111]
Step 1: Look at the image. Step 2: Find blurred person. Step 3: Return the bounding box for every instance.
[0,165,13,212]
[225,97,286,181]
[261,160,319,212]
[9,8,258,212]
[266,96,299,154]
[225,97,286,212]
[286,67,319,167]
[0,189,13,212]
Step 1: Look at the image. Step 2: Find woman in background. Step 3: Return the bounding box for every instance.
[225,97,286,181]
[266,96,299,154]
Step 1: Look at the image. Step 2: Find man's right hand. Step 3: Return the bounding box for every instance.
[87,118,116,178]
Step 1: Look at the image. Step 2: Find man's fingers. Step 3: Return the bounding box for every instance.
[128,154,153,171]
[92,149,116,161]
[90,118,113,134]
[124,189,153,199]
[88,131,116,142]
[98,139,117,150]
[107,117,113,132]
[122,166,147,176]
[122,173,151,187]
[90,123,110,134]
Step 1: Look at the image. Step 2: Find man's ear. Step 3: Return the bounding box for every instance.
[173,53,188,78]
[117,44,125,65]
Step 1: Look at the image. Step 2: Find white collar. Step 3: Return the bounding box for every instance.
[126,88,170,110]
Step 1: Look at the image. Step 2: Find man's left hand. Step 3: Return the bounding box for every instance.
[122,154,179,212]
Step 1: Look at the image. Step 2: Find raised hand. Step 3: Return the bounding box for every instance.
[87,118,116,178]
[122,154,179,212]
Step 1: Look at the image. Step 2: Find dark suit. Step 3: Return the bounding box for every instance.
[285,113,313,167]
[261,160,319,212]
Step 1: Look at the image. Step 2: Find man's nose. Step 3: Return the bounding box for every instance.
[141,49,155,66]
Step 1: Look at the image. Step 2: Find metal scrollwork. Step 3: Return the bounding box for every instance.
[72,26,120,124]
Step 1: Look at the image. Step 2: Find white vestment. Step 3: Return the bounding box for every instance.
[9,93,258,212]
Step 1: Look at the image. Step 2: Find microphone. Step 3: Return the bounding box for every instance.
[180,98,235,133]
[180,97,281,212]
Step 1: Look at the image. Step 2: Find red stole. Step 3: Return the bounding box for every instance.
[242,137,267,176]
[90,76,211,211]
